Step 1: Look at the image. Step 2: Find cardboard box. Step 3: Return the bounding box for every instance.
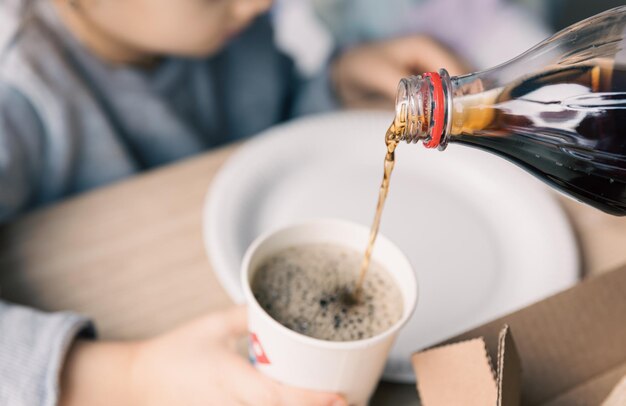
[412,264,626,406]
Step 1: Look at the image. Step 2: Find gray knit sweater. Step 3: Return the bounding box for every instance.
[0,1,337,404]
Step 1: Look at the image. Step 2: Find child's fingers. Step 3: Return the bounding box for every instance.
[353,52,407,100]
[224,355,282,405]
[214,305,248,339]
[276,383,347,406]
[389,36,469,75]
[183,305,248,340]
[225,354,346,406]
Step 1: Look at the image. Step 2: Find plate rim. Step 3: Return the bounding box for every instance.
[202,110,580,382]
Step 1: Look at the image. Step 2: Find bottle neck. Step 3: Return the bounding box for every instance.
[394,69,453,150]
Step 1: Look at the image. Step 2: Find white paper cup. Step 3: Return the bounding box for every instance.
[241,219,418,406]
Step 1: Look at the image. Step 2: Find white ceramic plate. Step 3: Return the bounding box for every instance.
[203,111,579,382]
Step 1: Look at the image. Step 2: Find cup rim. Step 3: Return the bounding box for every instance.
[241,218,418,350]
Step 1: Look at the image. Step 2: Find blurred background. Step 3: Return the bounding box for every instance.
[549,0,626,30]
[273,0,626,78]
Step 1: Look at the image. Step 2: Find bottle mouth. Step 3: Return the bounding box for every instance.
[422,72,445,149]
[394,69,451,149]
[394,77,420,143]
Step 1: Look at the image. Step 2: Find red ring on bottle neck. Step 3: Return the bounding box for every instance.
[422,72,445,148]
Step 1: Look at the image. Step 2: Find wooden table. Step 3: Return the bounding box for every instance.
[1,143,626,405]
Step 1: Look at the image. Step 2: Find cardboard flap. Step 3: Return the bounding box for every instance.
[445,266,626,405]
[496,325,521,406]
[413,325,520,406]
[412,338,497,406]
[602,375,626,406]
[540,364,626,406]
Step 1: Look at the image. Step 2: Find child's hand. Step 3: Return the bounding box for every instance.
[331,36,470,109]
[60,306,346,406]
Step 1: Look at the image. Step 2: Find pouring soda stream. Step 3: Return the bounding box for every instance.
[354,6,626,299]
[353,122,403,301]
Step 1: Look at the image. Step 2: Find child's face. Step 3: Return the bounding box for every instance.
[75,0,273,57]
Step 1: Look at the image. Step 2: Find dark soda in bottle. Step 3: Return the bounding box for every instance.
[393,6,626,215]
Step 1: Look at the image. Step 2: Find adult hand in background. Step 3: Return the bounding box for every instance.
[332,35,470,109]
[60,306,346,406]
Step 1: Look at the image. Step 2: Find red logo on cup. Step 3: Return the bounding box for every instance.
[250,333,271,365]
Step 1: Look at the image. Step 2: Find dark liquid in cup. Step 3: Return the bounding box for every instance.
[252,243,403,341]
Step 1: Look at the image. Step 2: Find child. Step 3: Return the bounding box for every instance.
[0,0,468,404]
